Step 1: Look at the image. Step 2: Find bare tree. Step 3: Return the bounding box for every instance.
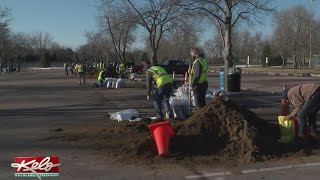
[0,6,11,64]
[252,32,263,64]
[170,18,201,61]
[125,0,182,65]
[31,30,53,54]
[272,5,314,70]
[99,1,136,63]
[77,31,112,64]
[179,0,274,91]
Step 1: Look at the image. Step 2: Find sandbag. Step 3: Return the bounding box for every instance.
[110,109,139,122]
[278,116,297,143]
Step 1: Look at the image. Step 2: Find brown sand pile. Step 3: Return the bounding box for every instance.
[173,97,265,162]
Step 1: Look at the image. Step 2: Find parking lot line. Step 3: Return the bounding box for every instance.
[185,162,320,179]
[249,98,280,105]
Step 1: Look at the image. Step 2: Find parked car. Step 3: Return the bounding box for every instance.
[160,60,189,75]
[127,62,144,74]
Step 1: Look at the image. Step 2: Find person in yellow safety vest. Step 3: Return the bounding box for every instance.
[118,62,125,78]
[75,62,86,85]
[97,68,106,87]
[189,47,208,109]
[146,66,174,121]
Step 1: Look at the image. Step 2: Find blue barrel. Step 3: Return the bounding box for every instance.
[219,68,224,91]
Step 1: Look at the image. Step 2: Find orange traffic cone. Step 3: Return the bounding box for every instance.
[149,121,174,157]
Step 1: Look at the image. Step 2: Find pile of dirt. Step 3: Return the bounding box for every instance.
[172,97,274,162]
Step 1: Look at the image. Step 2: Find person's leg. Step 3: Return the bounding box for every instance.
[199,83,208,107]
[153,88,164,120]
[193,85,201,109]
[78,73,81,85]
[83,74,86,85]
[307,90,320,134]
[297,98,318,136]
[307,109,318,133]
[163,86,174,118]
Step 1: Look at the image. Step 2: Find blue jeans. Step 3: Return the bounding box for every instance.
[153,84,174,120]
[297,90,320,135]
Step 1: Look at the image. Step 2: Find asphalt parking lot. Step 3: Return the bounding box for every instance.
[1,69,320,180]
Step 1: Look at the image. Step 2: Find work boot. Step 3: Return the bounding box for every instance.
[293,134,306,147]
[309,131,319,140]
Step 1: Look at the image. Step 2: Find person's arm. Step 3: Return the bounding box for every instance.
[146,71,153,97]
[290,101,303,117]
[191,61,202,88]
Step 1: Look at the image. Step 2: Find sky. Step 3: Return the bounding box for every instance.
[1,0,320,50]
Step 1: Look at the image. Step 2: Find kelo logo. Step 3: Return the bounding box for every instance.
[11,157,60,179]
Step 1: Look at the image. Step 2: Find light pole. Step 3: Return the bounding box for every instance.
[0,23,8,72]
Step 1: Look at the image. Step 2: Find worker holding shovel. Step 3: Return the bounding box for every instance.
[281,83,320,142]
[146,66,174,121]
[189,47,208,109]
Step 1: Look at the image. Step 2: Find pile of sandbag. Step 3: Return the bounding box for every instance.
[169,85,190,120]
[104,78,126,89]
[170,85,223,120]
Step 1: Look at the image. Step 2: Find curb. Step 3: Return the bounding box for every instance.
[210,70,317,77]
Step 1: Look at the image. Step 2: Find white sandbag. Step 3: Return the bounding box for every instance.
[110,109,139,122]
[170,97,186,120]
[117,78,125,88]
[112,79,117,88]
[206,89,213,95]
[115,79,121,89]
[205,94,214,105]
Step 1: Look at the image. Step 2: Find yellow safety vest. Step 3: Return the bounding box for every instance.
[190,58,208,84]
[147,66,173,88]
[119,63,125,72]
[77,64,84,73]
[98,71,104,81]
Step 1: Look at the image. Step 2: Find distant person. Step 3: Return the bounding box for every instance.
[75,62,86,85]
[97,68,106,87]
[118,62,125,78]
[189,47,208,109]
[146,65,174,121]
[143,61,151,73]
[281,83,320,141]
[64,62,69,75]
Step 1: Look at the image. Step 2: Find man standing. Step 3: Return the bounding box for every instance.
[146,66,174,121]
[97,68,106,87]
[118,62,125,78]
[281,83,320,140]
[75,61,86,85]
[64,62,69,75]
[189,47,208,109]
